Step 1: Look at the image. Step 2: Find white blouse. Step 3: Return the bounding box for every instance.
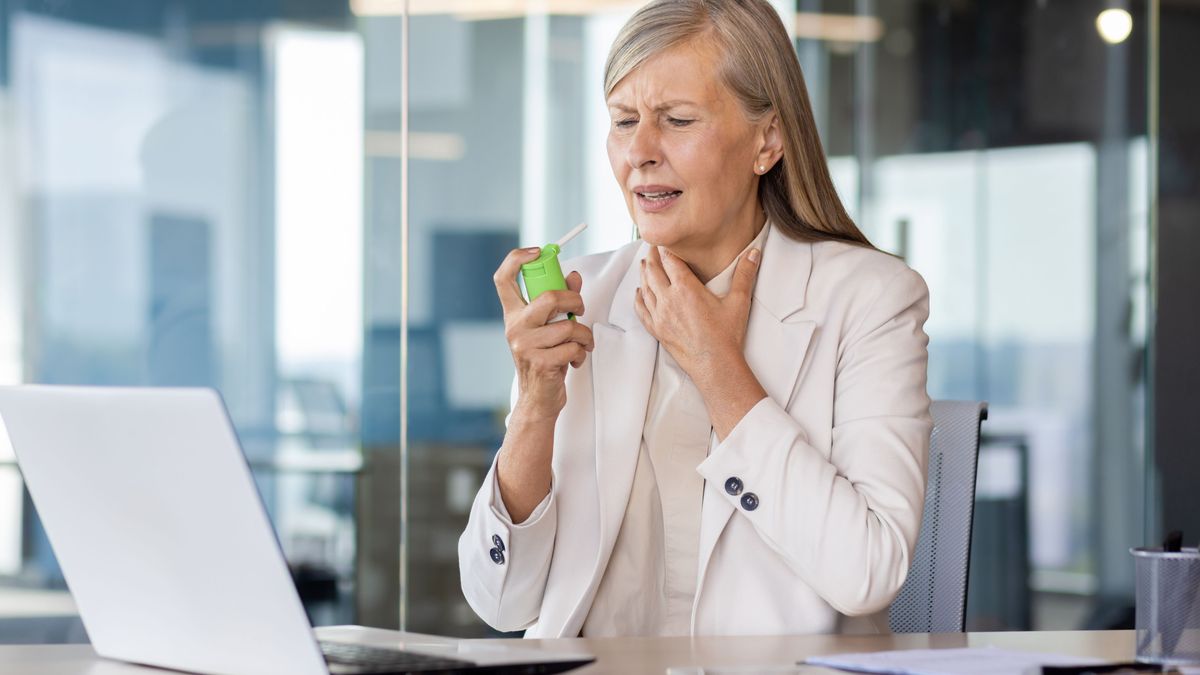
[580,224,770,637]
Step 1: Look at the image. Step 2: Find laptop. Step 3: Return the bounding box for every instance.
[0,385,592,675]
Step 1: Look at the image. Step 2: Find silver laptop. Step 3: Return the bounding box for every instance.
[0,385,591,675]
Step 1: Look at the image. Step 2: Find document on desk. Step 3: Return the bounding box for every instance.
[804,646,1108,674]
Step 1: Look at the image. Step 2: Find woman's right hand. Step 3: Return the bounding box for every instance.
[494,247,594,422]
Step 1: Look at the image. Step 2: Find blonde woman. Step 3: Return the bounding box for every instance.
[459,0,931,638]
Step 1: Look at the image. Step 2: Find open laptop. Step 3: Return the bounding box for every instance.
[0,385,592,675]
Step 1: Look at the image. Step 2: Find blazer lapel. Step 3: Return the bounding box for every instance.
[693,224,817,628]
[564,241,657,632]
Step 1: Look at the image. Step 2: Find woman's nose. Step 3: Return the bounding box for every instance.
[626,123,661,169]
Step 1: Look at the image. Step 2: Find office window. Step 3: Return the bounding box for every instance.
[394,0,1151,635]
[0,0,1155,641]
[0,1,383,640]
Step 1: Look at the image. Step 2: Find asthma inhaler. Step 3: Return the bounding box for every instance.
[520,223,587,322]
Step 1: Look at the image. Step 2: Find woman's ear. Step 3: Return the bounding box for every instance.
[754,112,783,173]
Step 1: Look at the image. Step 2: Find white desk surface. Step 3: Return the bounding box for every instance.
[0,626,1138,675]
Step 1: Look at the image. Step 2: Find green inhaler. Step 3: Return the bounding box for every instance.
[520,223,588,322]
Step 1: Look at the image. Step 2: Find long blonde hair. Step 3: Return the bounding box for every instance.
[604,0,872,247]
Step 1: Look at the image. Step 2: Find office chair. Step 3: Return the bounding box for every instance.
[888,400,988,633]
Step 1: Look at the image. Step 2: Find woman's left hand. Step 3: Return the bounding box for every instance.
[634,244,761,384]
[635,244,769,439]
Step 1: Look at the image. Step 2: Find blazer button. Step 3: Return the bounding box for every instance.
[740,492,759,511]
[724,477,743,496]
[489,547,505,565]
[492,534,505,552]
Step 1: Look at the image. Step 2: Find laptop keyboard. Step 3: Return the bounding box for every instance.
[320,641,476,673]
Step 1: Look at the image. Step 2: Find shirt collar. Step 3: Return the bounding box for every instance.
[703,220,771,298]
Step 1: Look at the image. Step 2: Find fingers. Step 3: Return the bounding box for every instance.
[638,281,657,313]
[643,248,672,288]
[657,246,692,286]
[538,341,588,370]
[730,247,762,301]
[643,246,671,289]
[526,318,594,352]
[508,313,591,375]
[635,287,654,334]
[494,247,544,315]
[649,246,703,291]
[509,319,591,378]
[565,270,583,293]
[525,289,585,327]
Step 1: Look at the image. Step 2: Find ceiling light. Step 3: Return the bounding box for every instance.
[1096,8,1132,45]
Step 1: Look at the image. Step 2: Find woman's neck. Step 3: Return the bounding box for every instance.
[671,207,767,284]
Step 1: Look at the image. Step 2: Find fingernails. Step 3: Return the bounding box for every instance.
[749,248,761,264]
[525,246,541,253]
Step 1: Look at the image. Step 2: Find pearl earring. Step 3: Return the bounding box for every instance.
[758,165,766,173]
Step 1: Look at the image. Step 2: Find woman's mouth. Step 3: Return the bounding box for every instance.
[635,190,682,213]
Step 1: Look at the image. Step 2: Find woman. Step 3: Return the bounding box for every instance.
[459,0,931,638]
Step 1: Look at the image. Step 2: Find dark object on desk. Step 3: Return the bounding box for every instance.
[321,641,593,674]
[1084,596,1136,630]
[1164,531,1184,553]
[1042,663,1178,674]
[293,563,340,603]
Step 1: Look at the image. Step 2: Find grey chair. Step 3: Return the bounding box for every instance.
[888,400,988,633]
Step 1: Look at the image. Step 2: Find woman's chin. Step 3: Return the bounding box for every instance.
[634,218,682,247]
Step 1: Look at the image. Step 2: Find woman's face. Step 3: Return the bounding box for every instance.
[606,37,770,255]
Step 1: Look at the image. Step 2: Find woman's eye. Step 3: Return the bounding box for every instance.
[667,117,694,127]
[614,119,637,129]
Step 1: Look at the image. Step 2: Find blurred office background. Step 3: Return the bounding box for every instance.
[0,0,1196,641]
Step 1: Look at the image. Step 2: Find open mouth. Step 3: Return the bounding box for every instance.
[636,190,682,201]
[635,189,683,212]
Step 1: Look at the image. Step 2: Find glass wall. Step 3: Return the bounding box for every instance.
[396,0,1151,635]
[807,0,1151,630]
[0,0,1154,642]
[0,0,394,640]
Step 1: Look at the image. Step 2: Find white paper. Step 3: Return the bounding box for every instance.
[804,646,1108,675]
[667,662,806,667]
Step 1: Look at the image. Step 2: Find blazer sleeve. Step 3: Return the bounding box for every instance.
[457,377,558,632]
[696,266,932,616]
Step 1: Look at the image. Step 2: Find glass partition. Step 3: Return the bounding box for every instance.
[397,0,1152,635]
[0,0,1155,642]
[0,1,396,640]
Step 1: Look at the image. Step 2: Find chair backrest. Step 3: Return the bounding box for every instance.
[888,400,987,633]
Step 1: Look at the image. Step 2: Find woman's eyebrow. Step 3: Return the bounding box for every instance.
[607,99,699,113]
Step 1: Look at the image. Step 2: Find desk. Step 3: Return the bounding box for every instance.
[0,627,1138,674]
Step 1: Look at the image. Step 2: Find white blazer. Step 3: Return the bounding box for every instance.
[458,221,932,638]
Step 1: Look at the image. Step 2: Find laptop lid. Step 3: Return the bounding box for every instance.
[0,386,328,675]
